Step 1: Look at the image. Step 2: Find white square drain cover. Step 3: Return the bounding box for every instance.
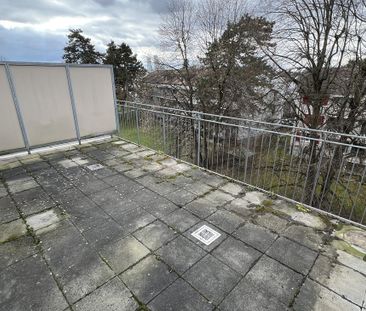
[191,225,221,245]
[87,164,104,171]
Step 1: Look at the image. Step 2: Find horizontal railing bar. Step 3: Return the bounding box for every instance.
[119,104,366,150]
[117,100,366,141]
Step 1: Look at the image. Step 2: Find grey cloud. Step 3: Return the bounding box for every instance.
[0,0,166,62]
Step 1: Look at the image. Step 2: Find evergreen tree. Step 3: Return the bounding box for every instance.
[104,41,145,100]
[63,29,103,64]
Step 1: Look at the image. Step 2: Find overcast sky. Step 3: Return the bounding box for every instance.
[0,0,169,64]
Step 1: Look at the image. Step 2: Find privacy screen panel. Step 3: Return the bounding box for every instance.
[10,65,77,146]
[0,65,25,152]
[69,66,116,137]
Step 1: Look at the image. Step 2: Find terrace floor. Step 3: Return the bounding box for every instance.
[1,137,366,311]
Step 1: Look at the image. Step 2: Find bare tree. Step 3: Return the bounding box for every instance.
[262,0,366,212]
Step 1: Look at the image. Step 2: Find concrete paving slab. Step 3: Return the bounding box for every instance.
[133,220,177,250]
[83,219,127,249]
[26,209,61,234]
[0,255,68,311]
[184,197,218,219]
[6,176,39,194]
[183,181,213,196]
[203,190,234,206]
[0,196,19,224]
[73,277,138,311]
[242,191,267,205]
[148,278,213,311]
[336,250,366,276]
[293,278,360,311]
[183,254,241,305]
[163,188,197,206]
[0,219,27,243]
[310,255,366,306]
[112,206,156,233]
[156,235,207,274]
[212,237,261,275]
[100,235,150,274]
[0,235,37,271]
[121,255,178,304]
[12,186,56,216]
[219,182,244,196]
[255,213,289,233]
[266,237,318,275]
[245,255,303,305]
[139,196,178,218]
[234,222,278,252]
[0,184,8,198]
[161,208,200,232]
[207,210,245,233]
[283,224,325,251]
[40,221,114,303]
[220,278,290,311]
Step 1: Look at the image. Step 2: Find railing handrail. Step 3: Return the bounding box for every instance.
[117,100,366,143]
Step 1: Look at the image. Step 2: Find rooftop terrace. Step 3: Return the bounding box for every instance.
[1,137,366,311]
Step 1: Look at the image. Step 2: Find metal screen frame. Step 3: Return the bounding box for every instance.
[0,61,119,155]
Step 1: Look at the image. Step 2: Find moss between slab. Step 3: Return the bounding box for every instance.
[332,240,366,261]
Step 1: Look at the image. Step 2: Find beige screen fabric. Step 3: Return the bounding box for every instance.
[70,67,116,137]
[10,65,76,146]
[0,65,25,151]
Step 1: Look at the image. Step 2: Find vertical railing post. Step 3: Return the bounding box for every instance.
[196,113,201,166]
[135,105,140,145]
[65,64,81,145]
[4,63,31,154]
[244,127,251,182]
[162,114,166,152]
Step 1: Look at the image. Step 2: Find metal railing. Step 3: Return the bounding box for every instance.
[117,101,366,226]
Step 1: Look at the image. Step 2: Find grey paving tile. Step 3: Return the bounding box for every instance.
[121,255,178,304]
[161,208,200,232]
[283,224,325,251]
[0,185,7,198]
[0,219,27,243]
[266,237,318,275]
[163,188,197,206]
[112,206,156,233]
[6,176,39,194]
[233,222,278,252]
[207,210,245,233]
[0,255,68,311]
[245,255,303,305]
[134,220,177,250]
[184,197,218,219]
[310,255,366,307]
[100,235,150,274]
[293,278,360,311]
[203,190,234,206]
[102,173,130,186]
[157,235,207,274]
[220,278,290,311]
[212,237,261,275]
[73,277,138,311]
[219,182,244,196]
[0,196,19,224]
[183,181,213,196]
[148,278,213,311]
[40,221,114,303]
[83,218,128,249]
[140,196,178,218]
[0,235,37,271]
[255,213,289,233]
[12,187,56,216]
[183,254,241,305]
